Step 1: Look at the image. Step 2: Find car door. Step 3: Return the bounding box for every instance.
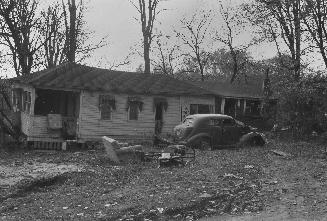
[221,118,242,145]
[209,118,223,146]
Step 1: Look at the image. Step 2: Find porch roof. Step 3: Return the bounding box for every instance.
[190,80,267,99]
[12,63,214,96]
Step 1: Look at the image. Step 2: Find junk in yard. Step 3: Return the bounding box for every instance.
[148,144,195,167]
[102,136,195,167]
[102,136,144,163]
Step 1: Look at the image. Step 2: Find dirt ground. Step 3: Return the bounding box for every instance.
[0,139,327,221]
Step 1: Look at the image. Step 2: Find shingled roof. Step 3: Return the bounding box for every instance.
[12,63,214,96]
[190,80,265,99]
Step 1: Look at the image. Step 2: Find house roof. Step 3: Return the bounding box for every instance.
[11,62,214,96]
[190,80,265,99]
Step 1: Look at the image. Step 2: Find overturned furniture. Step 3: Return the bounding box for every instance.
[102,136,144,163]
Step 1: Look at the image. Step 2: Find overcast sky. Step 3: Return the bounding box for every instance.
[1,0,323,77]
[82,0,279,72]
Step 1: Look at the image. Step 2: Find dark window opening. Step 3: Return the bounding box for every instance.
[190,104,212,115]
[224,98,237,117]
[129,103,139,120]
[34,89,79,117]
[101,107,112,120]
[245,100,261,116]
[99,95,115,120]
[23,91,31,113]
[155,103,164,134]
[12,88,23,112]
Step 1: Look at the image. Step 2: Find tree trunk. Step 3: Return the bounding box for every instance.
[144,40,151,73]
[68,0,76,62]
[293,0,301,81]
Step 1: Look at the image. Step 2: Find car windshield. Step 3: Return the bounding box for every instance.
[183,117,194,125]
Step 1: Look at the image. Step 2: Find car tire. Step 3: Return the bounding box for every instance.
[199,138,212,150]
[251,136,265,146]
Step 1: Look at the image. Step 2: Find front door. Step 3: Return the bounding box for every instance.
[155,104,164,134]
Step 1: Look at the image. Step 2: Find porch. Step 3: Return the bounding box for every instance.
[15,88,80,142]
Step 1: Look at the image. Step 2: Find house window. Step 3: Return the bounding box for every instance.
[245,100,261,116]
[190,104,213,115]
[101,106,112,120]
[23,91,31,113]
[126,96,143,121]
[99,95,115,120]
[129,103,139,120]
[12,89,22,112]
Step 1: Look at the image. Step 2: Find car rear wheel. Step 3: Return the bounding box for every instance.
[199,138,212,150]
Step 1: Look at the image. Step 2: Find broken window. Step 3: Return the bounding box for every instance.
[153,97,168,112]
[23,91,31,113]
[129,103,139,120]
[99,95,116,120]
[127,96,143,121]
[190,104,213,115]
[12,88,23,112]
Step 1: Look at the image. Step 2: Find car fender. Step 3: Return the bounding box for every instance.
[186,133,211,146]
[239,132,266,146]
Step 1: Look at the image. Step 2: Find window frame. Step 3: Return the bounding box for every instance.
[99,94,115,120]
[190,104,213,115]
[23,91,31,114]
[128,102,139,121]
[100,105,112,120]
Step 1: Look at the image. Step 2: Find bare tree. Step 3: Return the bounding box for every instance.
[40,3,66,68]
[175,12,212,81]
[214,3,256,83]
[63,0,78,62]
[0,0,41,76]
[244,0,303,81]
[302,0,327,68]
[130,0,160,73]
[39,0,107,68]
[152,34,180,75]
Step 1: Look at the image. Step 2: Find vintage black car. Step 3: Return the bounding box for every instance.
[174,114,265,149]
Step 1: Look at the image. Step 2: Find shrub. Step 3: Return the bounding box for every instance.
[276,74,327,138]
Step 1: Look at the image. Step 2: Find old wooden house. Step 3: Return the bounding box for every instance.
[11,62,216,146]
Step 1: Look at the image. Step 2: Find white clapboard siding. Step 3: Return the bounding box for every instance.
[29,115,61,139]
[78,91,215,140]
[78,92,155,140]
[21,112,32,136]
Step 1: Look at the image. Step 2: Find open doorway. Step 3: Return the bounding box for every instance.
[155,103,164,134]
[224,98,237,117]
[154,98,168,135]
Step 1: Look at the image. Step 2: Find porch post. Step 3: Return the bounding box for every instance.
[221,98,225,114]
[31,88,36,115]
[243,99,247,115]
